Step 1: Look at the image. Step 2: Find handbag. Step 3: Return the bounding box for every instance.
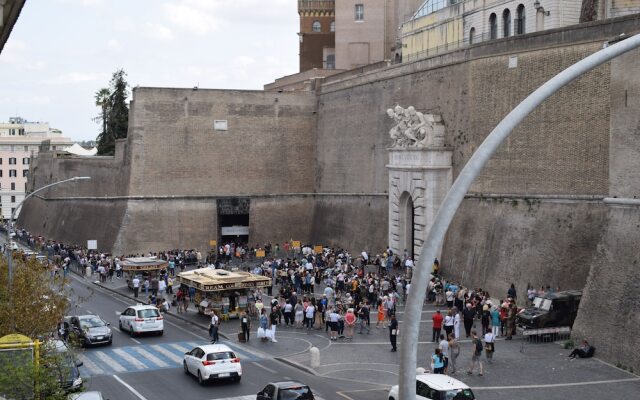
[257,327,265,338]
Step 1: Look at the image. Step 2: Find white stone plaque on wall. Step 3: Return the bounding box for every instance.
[214,120,228,131]
[87,240,97,250]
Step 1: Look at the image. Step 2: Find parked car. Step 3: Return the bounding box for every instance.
[388,373,474,400]
[182,344,242,384]
[44,340,83,393]
[118,304,163,336]
[66,315,113,347]
[517,290,582,329]
[257,381,315,400]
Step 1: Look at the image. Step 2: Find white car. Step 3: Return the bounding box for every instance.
[182,344,242,384]
[118,304,163,336]
[388,373,475,400]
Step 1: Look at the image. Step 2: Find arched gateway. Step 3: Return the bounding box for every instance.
[386,106,452,261]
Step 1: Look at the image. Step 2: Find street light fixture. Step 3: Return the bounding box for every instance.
[5,176,91,289]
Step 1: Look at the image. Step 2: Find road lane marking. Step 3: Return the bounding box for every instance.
[78,354,105,375]
[472,377,640,390]
[168,343,191,354]
[150,344,183,364]
[113,348,149,370]
[93,351,127,373]
[131,338,141,344]
[113,374,149,400]
[251,361,277,374]
[128,347,170,368]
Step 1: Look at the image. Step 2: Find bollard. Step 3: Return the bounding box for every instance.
[309,346,320,369]
[85,266,92,277]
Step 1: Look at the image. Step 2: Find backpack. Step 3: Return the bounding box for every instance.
[475,338,483,353]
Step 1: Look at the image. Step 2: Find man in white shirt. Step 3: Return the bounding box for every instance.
[132,276,140,298]
[209,311,220,344]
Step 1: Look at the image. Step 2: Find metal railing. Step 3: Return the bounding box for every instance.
[403,32,519,62]
[518,326,572,353]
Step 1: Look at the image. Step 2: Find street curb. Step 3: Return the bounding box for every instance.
[90,281,229,340]
[274,356,319,376]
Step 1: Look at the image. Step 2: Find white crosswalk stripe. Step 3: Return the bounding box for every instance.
[93,351,127,373]
[80,341,260,377]
[149,344,183,365]
[129,347,170,368]
[78,354,105,375]
[113,348,149,370]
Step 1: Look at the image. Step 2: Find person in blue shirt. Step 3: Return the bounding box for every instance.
[490,306,501,337]
[431,348,445,374]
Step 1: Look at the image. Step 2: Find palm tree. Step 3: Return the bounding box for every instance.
[94,88,110,137]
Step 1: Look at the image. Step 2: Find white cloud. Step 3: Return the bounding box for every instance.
[56,0,104,6]
[47,72,109,85]
[162,3,219,35]
[144,23,174,40]
[233,56,256,68]
[107,39,122,51]
[25,60,47,71]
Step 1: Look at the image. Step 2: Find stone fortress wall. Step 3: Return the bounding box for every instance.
[17,14,640,371]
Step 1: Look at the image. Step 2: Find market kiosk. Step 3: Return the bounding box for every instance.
[177,268,271,319]
[121,257,168,290]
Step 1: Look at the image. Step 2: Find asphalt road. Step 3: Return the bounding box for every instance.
[67,274,379,400]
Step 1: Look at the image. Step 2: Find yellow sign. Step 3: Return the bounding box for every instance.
[292,241,301,248]
[314,245,323,254]
[256,250,266,258]
[209,240,217,246]
[0,334,33,347]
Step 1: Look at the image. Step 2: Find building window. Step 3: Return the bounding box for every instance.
[9,170,16,178]
[11,196,15,203]
[516,4,526,35]
[0,170,2,177]
[22,170,29,178]
[11,183,15,191]
[355,4,364,21]
[22,157,29,165]
[330,21,335,32]
[0,158,3,164]
[11,207,15,215]
[9,157,16,165]
[326,54,335,69]
[469,27,475,44]
[312,20,321,32]
[489,13,497,40]
[503,9,512,37]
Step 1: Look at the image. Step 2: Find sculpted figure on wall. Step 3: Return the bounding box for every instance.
[387,105,445,148]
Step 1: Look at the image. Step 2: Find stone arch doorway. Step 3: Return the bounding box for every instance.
[399,191,415,258]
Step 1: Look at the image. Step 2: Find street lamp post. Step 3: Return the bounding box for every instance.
[6,176,91,289]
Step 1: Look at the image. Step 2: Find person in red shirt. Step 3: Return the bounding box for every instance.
[432,310,443,342]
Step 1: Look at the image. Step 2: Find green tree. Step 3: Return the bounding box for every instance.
[94,87,110,150]
[0,256,73,399]
[96,69,129,155]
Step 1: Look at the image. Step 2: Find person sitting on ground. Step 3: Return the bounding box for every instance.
[568,339,595,359]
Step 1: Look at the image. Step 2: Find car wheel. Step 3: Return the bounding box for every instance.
[130,327,136,337]
[183,361,189,375]
[158,330,163,336]
[119,321,123,331]
[234,375,241,383]
[107,339,112,346]
[197,370,205,385]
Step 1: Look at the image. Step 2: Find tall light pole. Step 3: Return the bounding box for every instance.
[398,33,640,400]
[6,176,91,289]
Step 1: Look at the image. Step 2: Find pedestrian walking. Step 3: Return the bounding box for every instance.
[453,307,461,339]
[208,310,220,344]
[484,330,495,363]
[467,330,484,376]
[389,314,399,352]
[241,311,251,342]
[448,333,460,374]
[431,348,445,374]
[358,303,370,334]
[444,309,454,339]
[463,303,475,338]
[132,276,140,298]
[432,310,443,342]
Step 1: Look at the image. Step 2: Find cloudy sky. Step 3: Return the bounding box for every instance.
[0,0,299,141]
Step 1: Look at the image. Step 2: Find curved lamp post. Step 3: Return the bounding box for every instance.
[6,176,91,288]
[399,33,640,400]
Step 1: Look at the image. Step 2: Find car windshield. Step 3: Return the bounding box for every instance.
[442,388,475,400]
[79,317,106,329]
[207,351,236,361]
[532,297,543,308]
[539,299,552,311]
[137,309,160,318]
[279,386,313,400]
